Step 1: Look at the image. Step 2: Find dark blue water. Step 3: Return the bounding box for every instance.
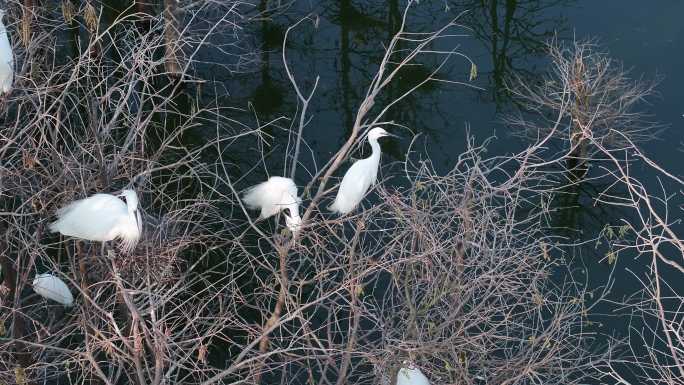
[194,0,684,382]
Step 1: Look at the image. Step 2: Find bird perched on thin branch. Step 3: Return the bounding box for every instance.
[49,190,142,253]
[242,176,301,232]
[0,9,13,95]
[329,127,396,214]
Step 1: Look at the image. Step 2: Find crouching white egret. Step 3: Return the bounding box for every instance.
[242,176,301,232]
[49,189,142,253]
[329,127,395,214]
[0,9,13,95]
[396,363,430,385]
[33,273,74,307]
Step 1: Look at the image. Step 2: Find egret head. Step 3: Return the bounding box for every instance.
[283,202,301,232]
[367,127,394,141]
[118,189,140,211]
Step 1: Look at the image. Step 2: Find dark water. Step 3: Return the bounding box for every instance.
[196,0,684,379]
[210,0,683,177]
[214,6,683,239]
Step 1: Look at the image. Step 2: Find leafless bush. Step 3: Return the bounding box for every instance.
[505,38,662,175]
[0,1,253,384]
[201,3,613,385]
[586,135,684,385]
[0,1,623,385]
[504,32,684,385]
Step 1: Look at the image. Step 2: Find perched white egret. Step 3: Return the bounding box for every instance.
[33,273,74,307]
[329,127,394,214]
[0,9,13,95]
[49,189,142,253]
[242,176,301,232]
[396,363,430,385]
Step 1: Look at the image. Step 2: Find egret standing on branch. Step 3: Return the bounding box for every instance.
[49,189,142,253]
[329,127,395,214]
[0,9,13,95]
[242,176,302,232]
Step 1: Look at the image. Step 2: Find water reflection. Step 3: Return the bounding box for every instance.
[225,0,573,175]
[455,0,572,106]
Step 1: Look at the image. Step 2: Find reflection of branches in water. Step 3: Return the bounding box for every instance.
[455,0,573,106]
[233,0,479,162]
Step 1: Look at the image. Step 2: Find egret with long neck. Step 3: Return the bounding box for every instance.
[329,127,394,214]
[49,189,142,253]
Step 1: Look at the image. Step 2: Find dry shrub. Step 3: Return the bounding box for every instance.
[0,1,250,384]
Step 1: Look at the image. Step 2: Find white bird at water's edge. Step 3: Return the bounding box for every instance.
[0,9,13,95]
[242,176,302,232]
[396,363,430,385]
[33,273,74,307]
[328,127,395,214]
[49,189,142,253]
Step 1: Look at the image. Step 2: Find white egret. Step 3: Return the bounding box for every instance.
[242,176,301,232]
[33,273,74,307]
[329,127,395,214]
[0,9,13,95]
[396,363,430,385]
[49,189,142,253]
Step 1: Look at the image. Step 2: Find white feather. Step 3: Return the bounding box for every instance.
[0,10,13,95]
[396,365,430,385]
[49,190,142,252]
[33,273,74,306]
[329,127,391,214]
[242,176,301,231]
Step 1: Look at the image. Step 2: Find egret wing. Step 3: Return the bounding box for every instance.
[33,273,74,307]
[329,159,375,214]
[396,367,430,385]
[0,22,13,93]
[243,177,299,219]
[50,194,127,241]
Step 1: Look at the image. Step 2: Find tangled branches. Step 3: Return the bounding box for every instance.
[2,0,675,384]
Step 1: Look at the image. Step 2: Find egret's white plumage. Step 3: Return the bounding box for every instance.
[242,176,301,232]
[0,10,13,95]
[329,127,393,214]
[49,189,142,252]
[396,364,430,385]
[33,273,74,307]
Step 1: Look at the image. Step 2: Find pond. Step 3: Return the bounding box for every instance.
[202,0,683,382]
[2,0,683,384]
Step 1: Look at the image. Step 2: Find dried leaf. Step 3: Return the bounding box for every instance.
[62,0,76,24]
[15,367,26,385]
[84,2,98,32]
[469,63,478,81]
[198,343,208,364]
[20,11,31,47]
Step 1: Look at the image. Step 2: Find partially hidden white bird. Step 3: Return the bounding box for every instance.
[0,9,13,95]
[33,273,74,307]
[396,363,430,385]
[329,127,395,214]
[49,189,142,253]
[242,176,301,232]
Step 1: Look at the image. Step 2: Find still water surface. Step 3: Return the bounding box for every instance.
[198,0,683,379]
